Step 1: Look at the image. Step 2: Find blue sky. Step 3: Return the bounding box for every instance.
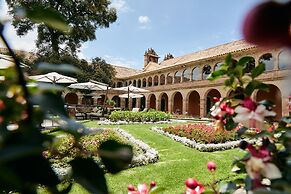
[0,0,261,69]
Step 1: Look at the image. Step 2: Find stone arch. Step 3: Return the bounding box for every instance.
[142,78,147,87]
[202,64,212,80]
[187,90,200,117]
[125,81,128,86]
[174,71,182,83]
[149,94,156,109]
[117,82,123,87]
[129,80,132,85]
[65,93,78,104]
[245,57,256,73]
[192,66,200,81]
[167,73,173,84]
[182,68,191,82]
[112,96,121,107]
[278,50,291,70]
[205,89,221,115]
[255,84,282,120]
[259,53,274,71]
[214,62,223,71]
[148,77,153,87]
[160,74,165,85]
[172,92,183,114]
[154,75,159,86]
[133,80,137,86]
[138,79,142,88]
[159,93,169,112]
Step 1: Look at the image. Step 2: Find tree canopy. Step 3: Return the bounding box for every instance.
[6,0,117,58]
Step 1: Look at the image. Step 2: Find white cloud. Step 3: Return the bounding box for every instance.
[103,55,136,68]
[110,0,131,13]
[2,23,37,52]
[138,16,150,24]
[77,43,89,60]
[138,16,151,30]
[0,1,37,52]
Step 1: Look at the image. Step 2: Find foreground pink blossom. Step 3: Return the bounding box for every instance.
[185,178,205,194]
[243,1,291,48]
[127,181,156,194]
[233,98,275,128]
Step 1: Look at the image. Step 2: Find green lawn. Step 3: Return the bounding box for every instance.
[81,122,245,194]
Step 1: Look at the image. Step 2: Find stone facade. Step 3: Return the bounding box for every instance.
[62,40,291,119]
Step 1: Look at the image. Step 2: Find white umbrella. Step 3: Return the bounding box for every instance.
[119,93,144,98]
[68,81,108,91]
[114,84,149,93]
[30,72,77,84]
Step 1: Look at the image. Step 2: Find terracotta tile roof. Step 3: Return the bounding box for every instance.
[117,40,256,78]
[112,65,142,79]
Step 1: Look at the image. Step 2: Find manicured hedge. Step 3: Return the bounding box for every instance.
[109,110,172,122]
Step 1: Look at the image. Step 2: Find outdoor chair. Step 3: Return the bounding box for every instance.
[87,107,103,120]
[142,108,148,112]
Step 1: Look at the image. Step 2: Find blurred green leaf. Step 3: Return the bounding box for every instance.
[98,140,133,174]
[70,157,108,194]
[237,56,253,67]
[251,63,265,78]
[208,70,226,81]
[245,80,269,96]
[23,6,71,32]
[225,54,232,66]
[32,92,68,117]
[149,186,166,194]
[37,63,79,74]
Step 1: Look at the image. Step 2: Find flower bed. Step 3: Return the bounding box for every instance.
[151,126,247,152]
[48,128,159,179]
[163,123,237,144]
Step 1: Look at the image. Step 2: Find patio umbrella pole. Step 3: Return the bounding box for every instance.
[128,87,130,109]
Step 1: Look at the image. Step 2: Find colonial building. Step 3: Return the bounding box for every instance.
[106,40,290,119]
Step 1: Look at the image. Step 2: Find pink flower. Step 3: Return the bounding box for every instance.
[207,161,217,172]
[233,98,276,128]
[185,178,205,194]
[127,182,156,194]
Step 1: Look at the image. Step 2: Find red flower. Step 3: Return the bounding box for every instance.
[243,1,291,48]
[185,178,205,194]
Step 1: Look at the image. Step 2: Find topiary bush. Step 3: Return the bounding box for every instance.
[109,110,172,122]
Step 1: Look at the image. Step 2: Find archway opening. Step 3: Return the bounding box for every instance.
[149,94,156,109]
[256,84,282,120]
[259,53,274,71]
[160,93,168,112]
[65,93,78,104]
[173,92,183,114]
[132,98,137,108]
[140,96,146,110]
[112,96,121,107]
[188,91,200,117]
[160,74,165,85]
[206,89,221,115]
[97,95,106,106]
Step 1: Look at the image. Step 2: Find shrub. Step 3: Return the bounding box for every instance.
[163,123,236,144]
[109,110,172,122]
[46,129,130,160]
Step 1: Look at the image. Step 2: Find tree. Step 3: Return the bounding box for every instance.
[78,57,116,85]
[5,0,117,58]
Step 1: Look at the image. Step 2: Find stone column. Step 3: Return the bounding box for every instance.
[168,100,173,113]
[156,99,160,111]
[183,99,188,116]
[200,98,206,118]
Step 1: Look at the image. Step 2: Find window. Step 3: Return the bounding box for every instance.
[202,65,211,80]
[160,74,165,85]
[174,71,182,83]
[192,67,200,80]
[148,77,152,87]
[259,53,274,71]
[279,50,291,70]
[182,68,191,82]
[167,73,173,84]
